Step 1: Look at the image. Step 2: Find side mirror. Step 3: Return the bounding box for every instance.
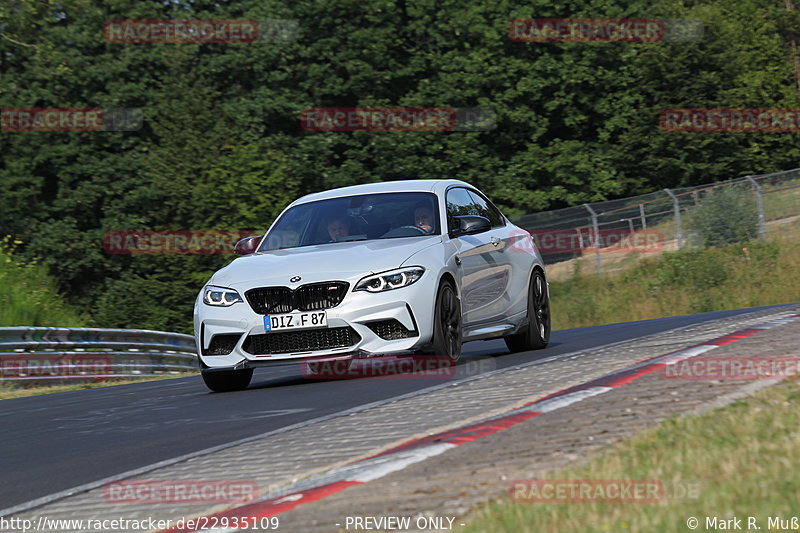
[233,235,262,255]
[450,215,491,237]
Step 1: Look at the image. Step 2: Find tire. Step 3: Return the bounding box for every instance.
[201,368,253,392]
[428,280,462,361]
[504,269,550,353]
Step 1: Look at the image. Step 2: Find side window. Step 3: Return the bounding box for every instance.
[446,187,478,231]
[467,190,505,227]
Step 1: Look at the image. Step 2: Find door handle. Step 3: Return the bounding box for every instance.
[490,237,500,247]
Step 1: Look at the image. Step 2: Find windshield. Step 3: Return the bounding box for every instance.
[258,192,440,252]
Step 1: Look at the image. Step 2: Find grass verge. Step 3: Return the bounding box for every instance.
[549,238,800,330]
[466,381,800,533]
[0,240,199,399]
[0,373,198,400]
[0,238,86,327]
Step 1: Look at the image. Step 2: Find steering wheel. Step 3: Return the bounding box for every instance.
[398,225,427,234]
[381,225,428,238]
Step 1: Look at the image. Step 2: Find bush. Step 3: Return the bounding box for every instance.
[0,237,86,327]
[685,185,759,247]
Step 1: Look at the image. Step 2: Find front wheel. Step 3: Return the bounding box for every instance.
[201,368,253,392]
[504,270,550,352]
[428,280,462,361]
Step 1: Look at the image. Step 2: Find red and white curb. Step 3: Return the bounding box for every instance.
[163,313,800,532]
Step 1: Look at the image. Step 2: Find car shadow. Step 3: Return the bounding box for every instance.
[245,340,564,388]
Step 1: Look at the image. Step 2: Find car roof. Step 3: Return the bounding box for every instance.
[291,179,474,206]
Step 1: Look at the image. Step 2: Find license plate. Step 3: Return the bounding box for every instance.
[263,311,327,332]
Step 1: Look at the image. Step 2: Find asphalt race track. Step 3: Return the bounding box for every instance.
[0,304,791,511]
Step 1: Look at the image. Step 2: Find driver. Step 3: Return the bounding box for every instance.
[414,204,436,234]
[326,216,350,242]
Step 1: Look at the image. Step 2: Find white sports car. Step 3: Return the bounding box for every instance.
[194,179,550,392]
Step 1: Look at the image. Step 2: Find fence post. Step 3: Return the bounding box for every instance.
[639,204,647,230]
[664,188,683,250]
[575,228,585,249]
[745,175,766,241]
[583,203,601,275]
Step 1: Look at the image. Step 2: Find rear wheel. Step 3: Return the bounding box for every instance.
[504,270,550,352]
[201,368,253,392]
[428,280,462,361]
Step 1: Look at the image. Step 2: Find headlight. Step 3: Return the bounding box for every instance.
[355,267,425,293]
[202,285,243,306]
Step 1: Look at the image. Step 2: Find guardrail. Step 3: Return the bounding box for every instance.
[0,327,199,384]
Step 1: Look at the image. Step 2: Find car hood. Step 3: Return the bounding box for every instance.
[210,236,442,288]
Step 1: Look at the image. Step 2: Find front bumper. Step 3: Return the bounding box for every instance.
[194,275,437,370]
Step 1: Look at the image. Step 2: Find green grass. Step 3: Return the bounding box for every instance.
[0,237,86,327]
[761,178,800,220]
[0,373,198,399]
[0,238,199,398]
[466,382,800,533]
[549,238,800,330]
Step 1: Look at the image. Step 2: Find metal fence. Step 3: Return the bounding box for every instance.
[513,167,800,279]
[0,327,198,384]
